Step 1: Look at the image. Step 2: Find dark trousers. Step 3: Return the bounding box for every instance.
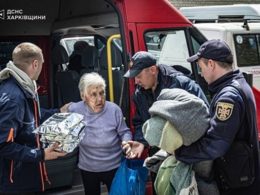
[80,168,117,195]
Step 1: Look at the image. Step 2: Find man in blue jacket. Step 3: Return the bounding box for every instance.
[124,51,208,194]
[0,42,67,194]
[175,39,260,195]
[124,51,208,157]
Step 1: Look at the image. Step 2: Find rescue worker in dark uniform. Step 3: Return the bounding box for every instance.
[0,42,67,194]
[124,51,209,195]
[175,39,260,195]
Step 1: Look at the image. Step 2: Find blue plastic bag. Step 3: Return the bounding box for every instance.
[110,158,148,195]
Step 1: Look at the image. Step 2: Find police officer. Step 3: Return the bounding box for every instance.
[175,39,260,195]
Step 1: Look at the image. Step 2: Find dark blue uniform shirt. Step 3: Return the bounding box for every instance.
[175,69,260,195]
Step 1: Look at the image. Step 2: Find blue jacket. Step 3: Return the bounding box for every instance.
[132,64,209,145]
[175,70,260,194]
[0,77,57,192]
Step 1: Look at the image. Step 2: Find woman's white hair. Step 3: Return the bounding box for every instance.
[78,72,106,99]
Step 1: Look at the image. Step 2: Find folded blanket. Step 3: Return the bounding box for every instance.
[144,149,169,173]
[160,121,183,154]
[149,88,210,146]
[142,116,166,147]
[143,118,183,154]
[155,155,199,195]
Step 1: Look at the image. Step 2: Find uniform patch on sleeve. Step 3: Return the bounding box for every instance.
[216,102,234,121]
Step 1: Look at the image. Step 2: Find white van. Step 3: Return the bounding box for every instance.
[180,4,260,89]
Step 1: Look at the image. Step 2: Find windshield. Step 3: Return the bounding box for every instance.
[234,34,260,67]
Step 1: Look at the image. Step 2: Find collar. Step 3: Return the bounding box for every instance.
[208,69,242,95]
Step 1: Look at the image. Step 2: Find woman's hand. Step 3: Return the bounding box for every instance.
[122,141,145,159]
[60,102,71,113]
[122,141,136,159]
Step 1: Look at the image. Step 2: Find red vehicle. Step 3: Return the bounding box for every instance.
[0,0,208,193]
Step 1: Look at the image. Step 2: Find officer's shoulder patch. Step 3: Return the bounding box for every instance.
[216,101,234,121]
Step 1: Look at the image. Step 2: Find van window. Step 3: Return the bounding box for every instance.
[191,36,202,74]
[60,36,95,56]
[145,30,191,71]
[234,34,260,67]
[191,36,201,54]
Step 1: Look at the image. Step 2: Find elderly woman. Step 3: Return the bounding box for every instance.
[67,72,132,195]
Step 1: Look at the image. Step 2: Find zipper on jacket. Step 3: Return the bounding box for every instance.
[33,100,46,191]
